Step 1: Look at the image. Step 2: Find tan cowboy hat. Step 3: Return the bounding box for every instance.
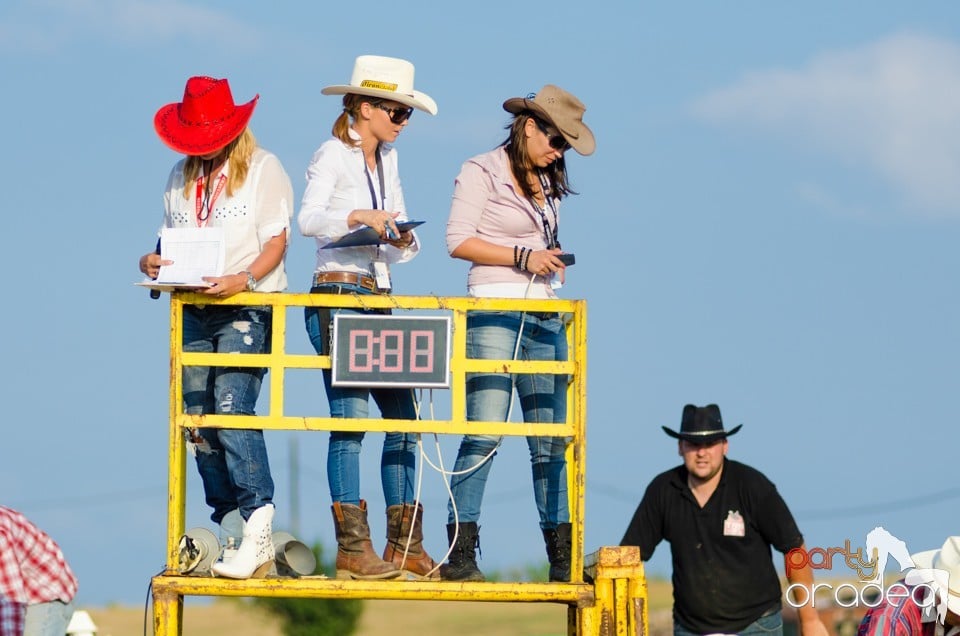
[154,76,258,156]
[322,55,438,115]
[503,84,595,156]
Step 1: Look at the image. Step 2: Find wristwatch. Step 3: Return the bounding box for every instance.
[243,270,257,291]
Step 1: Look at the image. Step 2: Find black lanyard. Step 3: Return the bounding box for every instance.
[363,145,386,210]
[530,171,560,249]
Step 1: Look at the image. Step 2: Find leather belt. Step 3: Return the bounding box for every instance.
[311,271,387,294]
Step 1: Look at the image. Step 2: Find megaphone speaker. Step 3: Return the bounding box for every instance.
[178,527,220,575]
[272,531,317,576]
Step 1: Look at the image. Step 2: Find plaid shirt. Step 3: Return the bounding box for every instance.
[857,580,960,636]
[0,507,77,629]
[0,595,26,636]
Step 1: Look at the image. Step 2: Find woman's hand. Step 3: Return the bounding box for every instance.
[348,209,401,239]
[523,248,567,277]
[384,230,414,249]
[139,252,172,279]
[201,273,247,298]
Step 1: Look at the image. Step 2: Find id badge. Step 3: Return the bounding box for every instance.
[371,261,392,291]
[723,510,745,537]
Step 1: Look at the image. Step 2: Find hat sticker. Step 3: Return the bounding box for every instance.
[360,79,398,92]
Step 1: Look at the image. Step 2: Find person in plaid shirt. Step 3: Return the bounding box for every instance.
[0,506,78,636]
[858,536,960,636]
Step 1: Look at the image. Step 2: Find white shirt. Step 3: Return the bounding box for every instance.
[298,129,419,277]
[160,148,294,293]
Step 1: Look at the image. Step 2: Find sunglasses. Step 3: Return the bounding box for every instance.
[533,118,570,152]
[374,102,414,125]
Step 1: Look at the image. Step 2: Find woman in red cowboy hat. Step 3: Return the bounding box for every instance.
[442,84,595,583]
[139,75,294,580]
[298,55,438,581]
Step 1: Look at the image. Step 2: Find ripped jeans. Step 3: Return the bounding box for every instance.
[182,304,275,523]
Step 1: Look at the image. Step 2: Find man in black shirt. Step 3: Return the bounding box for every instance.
[621,404,828,636]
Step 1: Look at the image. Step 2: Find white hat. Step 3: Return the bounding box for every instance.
[322,55,437,115]
[909,536,960,618]
[66,610,98,635]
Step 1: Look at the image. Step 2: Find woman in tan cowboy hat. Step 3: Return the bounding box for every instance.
[442,84,595,583]
[298,55,438,581]
[139,75,294,579]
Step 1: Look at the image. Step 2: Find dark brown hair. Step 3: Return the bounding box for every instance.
[501,113,574,200]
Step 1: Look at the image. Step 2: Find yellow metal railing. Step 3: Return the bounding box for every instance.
[153,290,646,636]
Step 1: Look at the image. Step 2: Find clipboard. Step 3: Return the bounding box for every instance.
[322,221,425,249]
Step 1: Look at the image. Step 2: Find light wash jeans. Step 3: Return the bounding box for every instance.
[24,600,73,636]
[305,295,419,507]
[182,305,275,523]
[673,609,783,636]
[447,311,569,530]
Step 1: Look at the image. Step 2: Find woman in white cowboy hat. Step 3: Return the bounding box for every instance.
[298,55,438,581]
[442,84,595,583]
[139,75,294,579]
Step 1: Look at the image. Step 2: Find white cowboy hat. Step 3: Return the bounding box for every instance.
[322,55,437,115]
[909,536,960,618]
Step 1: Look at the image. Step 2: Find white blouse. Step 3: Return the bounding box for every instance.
[298,129,419,276]
[160,148,294,293]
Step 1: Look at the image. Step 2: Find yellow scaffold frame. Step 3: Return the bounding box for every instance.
[151,291,647,636]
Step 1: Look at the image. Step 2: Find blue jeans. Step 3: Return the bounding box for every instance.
[183,305,275,523]
[24,600,73,636]
[447,311,569,529]
[673,610,783,636]
[305,298,419,507]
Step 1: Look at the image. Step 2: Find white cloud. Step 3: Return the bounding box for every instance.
[692,32,960,217]
[0,0,260,52]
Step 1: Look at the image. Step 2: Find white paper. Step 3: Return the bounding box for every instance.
[147,227,225,288]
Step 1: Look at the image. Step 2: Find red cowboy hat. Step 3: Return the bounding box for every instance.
[154,76,258,156]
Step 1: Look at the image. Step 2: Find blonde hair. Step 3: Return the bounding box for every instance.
[181,128,257,199]
[332,94,371,147]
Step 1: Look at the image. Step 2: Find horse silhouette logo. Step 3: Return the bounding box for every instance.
[866,527,949,625]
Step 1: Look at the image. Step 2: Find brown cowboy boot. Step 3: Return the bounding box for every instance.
[331,500,400,580]
[383,503,439,580]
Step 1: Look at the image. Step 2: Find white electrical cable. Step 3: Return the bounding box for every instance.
[409,273,540,575]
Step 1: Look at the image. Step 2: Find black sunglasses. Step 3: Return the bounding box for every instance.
[533,118,569,151]
[374,102,414,125]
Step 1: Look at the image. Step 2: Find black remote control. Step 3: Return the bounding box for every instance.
[557,253,576,266]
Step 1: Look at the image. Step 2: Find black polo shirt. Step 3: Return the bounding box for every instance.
[621,459,803,634]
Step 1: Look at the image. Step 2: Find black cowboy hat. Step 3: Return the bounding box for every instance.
[662,404,742,443]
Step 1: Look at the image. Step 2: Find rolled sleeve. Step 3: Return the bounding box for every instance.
[299,144,354,239]
[254,153,294,244]
[446,160,492,255]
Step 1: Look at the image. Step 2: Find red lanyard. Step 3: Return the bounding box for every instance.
[195,172,227,227]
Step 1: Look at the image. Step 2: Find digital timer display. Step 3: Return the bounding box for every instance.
[331,314,451,388]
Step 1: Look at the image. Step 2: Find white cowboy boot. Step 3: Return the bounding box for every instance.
[212,504,275,579]
[219,509,243,564]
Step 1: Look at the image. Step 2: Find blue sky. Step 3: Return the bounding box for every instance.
[3,0,960,607]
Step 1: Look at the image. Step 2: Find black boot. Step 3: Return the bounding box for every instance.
[543,523,571,582]
[439,522,485,582]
